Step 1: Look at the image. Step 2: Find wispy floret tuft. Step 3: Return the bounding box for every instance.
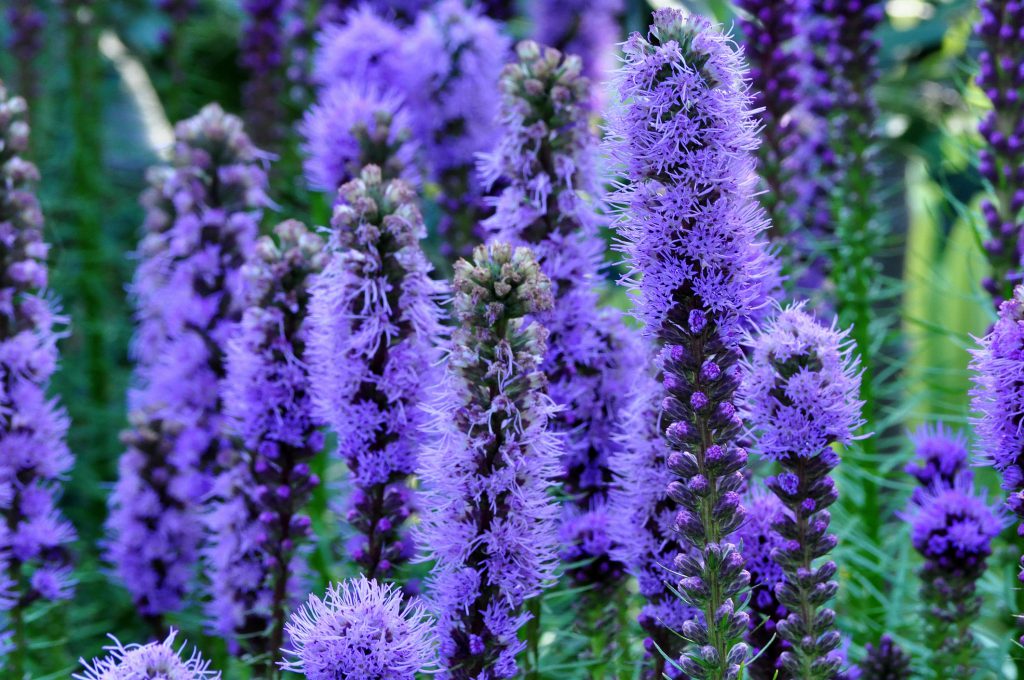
[75,630,220,680]
[905,422,971,496]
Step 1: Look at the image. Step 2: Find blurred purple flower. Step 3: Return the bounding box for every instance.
[74,630,219,680]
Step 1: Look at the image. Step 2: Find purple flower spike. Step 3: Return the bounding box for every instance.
[206,220,327,661]
[0,84,77,617]
[241,0,287,145]
[418,243,560,679]
[607,10,776,678]
[857,634,912,680]
[106,104,267,618]
[308,166,444,580]
[74,630,220,680]
[6,1,45,105]
[905,422,971,498]
[743,306,863,680]
[280,577,436,680]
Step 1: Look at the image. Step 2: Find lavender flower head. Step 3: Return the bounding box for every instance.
[0,84,76,607]
[206,220,327,658]
[857,635,911,680]
[743,306,863,680]
[74,630,220,680]
[418,243,560,679]
[300,81,419,192]
[281,577,436,679]
[308,166,444,580]
[905,422,971,495]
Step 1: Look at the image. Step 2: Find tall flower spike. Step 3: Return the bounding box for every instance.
[106,104,267,618]
[206,220,327,665]
[0,83,76,668]
[74,630,220,680]
[743,306,863,680]
[481,41,640,595]
[241,0,286,145]
[418,243,560,679]
[856,634,912,680]
[905,422,970,499]
[976,0,1024,302]
[308,166,444,580]
[903,479,1004,676]
[607,10,774,679]
[280,577,436,679]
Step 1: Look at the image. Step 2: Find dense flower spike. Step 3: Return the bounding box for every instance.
[281,578,436,679]
[904,479,1004,676]
[905,422,971,497]
[74,630,220,680]
[300,81,418,192]
[528,0,622,94]
[481,40,638,594]
[857,635,912,680]
[976,0,1024,301]
[0,82,76,644]
[418,243,560,679]
[607,10,775,678]
[308,166,443,580]
[206,220,327,663]
[743,307,863,679]
[241,0,286,145]
[106,104,267,617]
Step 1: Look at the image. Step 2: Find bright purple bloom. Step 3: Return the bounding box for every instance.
[528,0,622,96]
[904,478,1004,675]
[106,104,267,617]
[480,41,640,594]
[312,6,408,90]
[241,0,286,144]
[857,635,911,680]
[607,10,774,678]
[206,221,327,659]
[905,422,971,496]
[300,81,419,191]
[0,85,76,612]
[308,167,443,580]
[417,243,560,679]
[975,0,1024,302]
[74,630,220,680]
[280,577,436,679]
[743,306,863,680]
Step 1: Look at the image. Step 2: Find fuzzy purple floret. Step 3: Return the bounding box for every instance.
[417,243,560,679]
[0,86,76,610]
[312,6,409,90]
[905,422,971,497]
[106,104,267,617]
[280,577,436,680]
[74,630,220,680]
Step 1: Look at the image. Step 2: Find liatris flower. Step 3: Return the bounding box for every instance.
[206,220,327,662]
[734,490,789,680]
[904,479,1004,676]
[905,422,970,496]
[418,243,560,678]
[857,635,911,680]
[743,306,863,679]
[975,0,1024,302]
[74,630,220,680]
[481,40,639,594]
[241,0,286,145]
[106,104,267,618]
[0,84,76,633]
[308,166,444,580]
[528,0,622,93]
[281,577,436,679]
[311,6,408,90]
[300,81,419,192]
[6,1,45,106]
[607,10,774,678]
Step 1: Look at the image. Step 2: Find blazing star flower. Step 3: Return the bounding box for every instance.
[106,104,267,617]
[241,0,286,144]
[280,577,436,680]
[74,630,220,680]
[905,422,971,498]
[856,634,912,680]
[904,478,1004,676]
[308,166,444,580]
[743,306,863,680]
[607,10,776,678]
[0,84,76,615]
[417,243,560,679]
[311,5,409,90]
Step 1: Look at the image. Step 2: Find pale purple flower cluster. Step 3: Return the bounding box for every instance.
[528,0,622,94]
[744,306,863,680]
[281,577,436,679]
[74,630,220,680]
[417,243,560,679]
[106,104,267,617]
[308,166,443,580]
[206,220,327,657]
[481,41,640,593]
[607,10,773,678]
[0,85,76,609]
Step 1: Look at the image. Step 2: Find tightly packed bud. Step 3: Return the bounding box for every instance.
[418,243,560,679]
[856,634,912,680]
[308,166,444,581]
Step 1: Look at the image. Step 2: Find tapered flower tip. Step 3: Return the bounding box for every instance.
[905,421,970,489]
[281,577,436,680]
[174,103,258,164]
[905,477,1005,565]
[453,242,554,323]
[74,630,219,680]
[330,166,424,252]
